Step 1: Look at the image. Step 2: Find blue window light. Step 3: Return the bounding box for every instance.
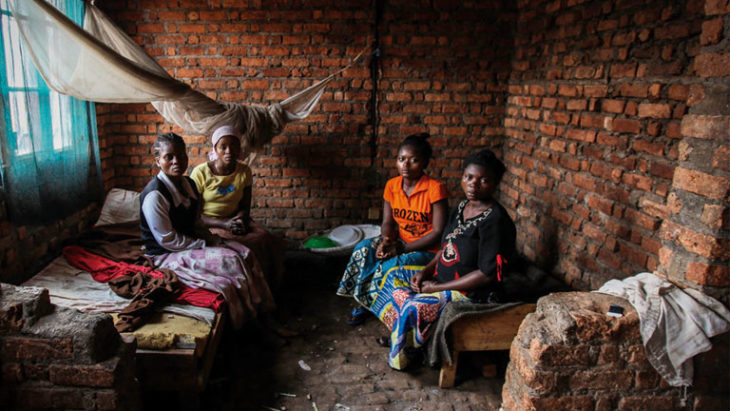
[0,0,101,224]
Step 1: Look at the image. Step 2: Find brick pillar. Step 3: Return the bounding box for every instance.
[0,283,140,410]
[655,1,730,303]
[502,292,728,411]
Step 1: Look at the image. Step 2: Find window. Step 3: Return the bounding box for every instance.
[0,0,100,224]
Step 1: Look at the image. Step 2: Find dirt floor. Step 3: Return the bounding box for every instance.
[145,251,508,410]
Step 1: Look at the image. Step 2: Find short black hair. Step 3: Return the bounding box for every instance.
[464,149,506,183]
[153,132,186,156]
[399,132,433,163]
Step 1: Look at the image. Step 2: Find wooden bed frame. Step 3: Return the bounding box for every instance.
[133,311,225,402]
[439,303,536,388]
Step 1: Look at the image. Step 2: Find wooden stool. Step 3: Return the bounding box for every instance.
[439,303,536,388]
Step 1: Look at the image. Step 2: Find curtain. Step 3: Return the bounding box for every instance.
[7,0,363,159]
[0,0,100,224]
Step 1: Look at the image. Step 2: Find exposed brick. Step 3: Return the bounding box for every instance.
[565,129,597,142]
[619,83,648,98]
[49,359,118,388]
[529,339,592,367]
[705,0,730,16]
[611,118,640,134]
[512,346,558,393]
[701,18,724,45]
[618,396,677,410]
[672,167,730,200]
[569,370,633,390]
[528,396,594,411]
[686,262,730,287]
[660,221,729,260]
[637,103,671,119]
[610,63,637,78]
[694,51,730,77]
[601,99,625,113]
[680,114,730,140]
[701,204,730,230]
[3,337,73,362]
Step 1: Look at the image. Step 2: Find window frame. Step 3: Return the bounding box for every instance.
[0,0,79,164]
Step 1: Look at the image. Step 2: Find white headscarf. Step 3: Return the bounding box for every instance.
[209,125,241,161]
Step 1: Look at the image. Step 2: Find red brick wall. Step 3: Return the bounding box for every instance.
[95,0,515,238]
[0,197,98,284]
[1,0,727,302]
[92,0,730,300]
[502,0,729,299]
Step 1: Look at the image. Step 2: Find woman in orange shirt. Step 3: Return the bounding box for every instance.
[337,133,448,325]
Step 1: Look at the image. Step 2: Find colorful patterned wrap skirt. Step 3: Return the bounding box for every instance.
[337,237,467,369]
[336,237,434,310]
[384,287,470,370]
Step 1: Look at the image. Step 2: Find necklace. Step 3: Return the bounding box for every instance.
[441,201,494,264]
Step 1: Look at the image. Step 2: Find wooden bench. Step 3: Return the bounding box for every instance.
[439,303,536,388]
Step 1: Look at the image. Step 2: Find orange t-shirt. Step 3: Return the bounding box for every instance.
[383,174,448,252]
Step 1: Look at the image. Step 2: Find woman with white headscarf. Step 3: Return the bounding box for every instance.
[140,132,276,329]
[190,125,287,299]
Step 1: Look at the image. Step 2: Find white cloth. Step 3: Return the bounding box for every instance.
[141,172,206,252]
[8,0,363,162]
[597,272,730,387]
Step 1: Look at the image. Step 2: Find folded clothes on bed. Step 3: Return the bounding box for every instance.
[63,246,224,317]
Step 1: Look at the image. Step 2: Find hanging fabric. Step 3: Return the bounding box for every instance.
[0,0,100,224]
[7,0,364,159]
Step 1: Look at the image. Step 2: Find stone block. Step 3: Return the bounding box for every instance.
[0,284,53,331]
[27,307,120,364]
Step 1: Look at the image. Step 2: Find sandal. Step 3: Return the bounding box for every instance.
[376,336,390,348]
[346,307,369,326]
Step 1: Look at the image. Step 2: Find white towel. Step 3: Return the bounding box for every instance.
[597,272,730,387]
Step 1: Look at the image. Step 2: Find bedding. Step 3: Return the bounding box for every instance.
[22,188,227,348]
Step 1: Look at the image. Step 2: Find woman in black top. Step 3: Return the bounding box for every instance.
[380,149,516,370]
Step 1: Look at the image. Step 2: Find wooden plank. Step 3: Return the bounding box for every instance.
[452,304,535,351]
[195,312,225,390]
[440,303,536,388]
[439,351,459,388]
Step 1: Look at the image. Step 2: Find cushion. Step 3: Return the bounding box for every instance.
[94,188,141,227]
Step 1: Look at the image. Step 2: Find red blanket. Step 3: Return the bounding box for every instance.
[63,245,224,312]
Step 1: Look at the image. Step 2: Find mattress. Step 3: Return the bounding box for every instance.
[24,255,217,350]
